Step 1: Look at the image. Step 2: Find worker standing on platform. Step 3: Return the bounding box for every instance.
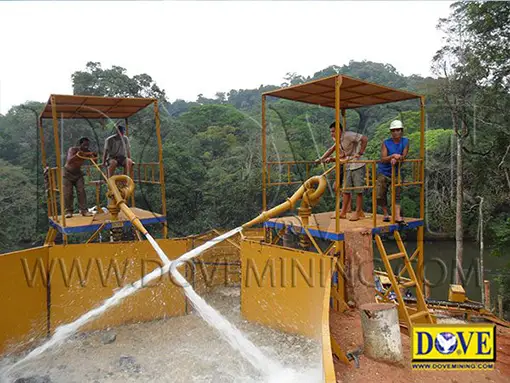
[103,124,133,178]
[317,122,368,221]
[376,120,409,223]
[63,137,95,218]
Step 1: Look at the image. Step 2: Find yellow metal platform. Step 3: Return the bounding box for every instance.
[49,207,166,235]
[265,211,423,241]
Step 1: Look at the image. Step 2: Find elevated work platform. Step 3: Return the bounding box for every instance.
[49,207,166,235]
[264,211,423,241]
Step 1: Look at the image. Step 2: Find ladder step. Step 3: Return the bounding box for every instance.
[410,310,430,321]
[401,280,416,288]
[387,252,405,261]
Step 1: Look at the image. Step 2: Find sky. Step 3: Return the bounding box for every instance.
[0,1,453,114]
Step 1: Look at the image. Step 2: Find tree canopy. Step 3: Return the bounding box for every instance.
[0,3,508,319]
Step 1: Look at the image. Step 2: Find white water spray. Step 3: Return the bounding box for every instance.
[2,227,286,382]
[148,228,283,375]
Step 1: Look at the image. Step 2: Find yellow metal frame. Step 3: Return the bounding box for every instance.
[39,95,168,241]
[375,231,435,329]
[49,240,187,333]
[260,74,426,290]
[240,240,336,382]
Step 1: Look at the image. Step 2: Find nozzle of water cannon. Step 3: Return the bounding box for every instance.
[242,211,271,230]
[241,175,327,230]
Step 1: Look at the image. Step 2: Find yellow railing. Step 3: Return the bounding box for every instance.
[266,160,320,186]
[83,164,107,208]
[46,167,60,221]
[47,162,164,220]
[83,162,162,184]
[133,162,162,185]
[391,159,424,221]
[265,158,424,227]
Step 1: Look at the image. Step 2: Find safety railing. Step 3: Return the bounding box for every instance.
[47,161,164,221]
[264,158,424,228]
[45,167,60,221]
[83,165,108,208]
[83,162,162,184]
[338,160,378,228]
[266,160,319,187]
[391,159,424,220]
[133,162,162,185]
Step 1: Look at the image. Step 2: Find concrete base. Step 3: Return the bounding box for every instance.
[360,303,403,364]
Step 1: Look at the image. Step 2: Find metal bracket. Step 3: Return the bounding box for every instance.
[379,225,390,234]
[346,347,363,368]
[110,220,123,229]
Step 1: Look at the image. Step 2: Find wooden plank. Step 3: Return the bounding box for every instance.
[55,208,163,228]
[267,211,421,235]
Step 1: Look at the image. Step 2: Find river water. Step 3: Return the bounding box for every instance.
[377,239,510,303]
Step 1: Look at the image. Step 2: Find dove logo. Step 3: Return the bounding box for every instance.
[412,324,496,363]
[435,332,457,354]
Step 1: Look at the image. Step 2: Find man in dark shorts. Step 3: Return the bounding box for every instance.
[316,122,368,221]
[63,137,95,218]
[102,125,133,178]
[376,120,409,223]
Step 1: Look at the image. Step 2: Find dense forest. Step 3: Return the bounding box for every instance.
[0,2,508,310]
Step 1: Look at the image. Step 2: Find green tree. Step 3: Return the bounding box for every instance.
[72,62,167,100]
[0,160,41,251]
[179,104,246,133]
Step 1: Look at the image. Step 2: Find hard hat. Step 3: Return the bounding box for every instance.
[390,120,403,130]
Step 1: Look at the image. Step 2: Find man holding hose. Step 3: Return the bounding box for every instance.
[317,122,368,221]
[63,137,96,218]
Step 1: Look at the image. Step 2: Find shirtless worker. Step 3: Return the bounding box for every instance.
[63,137,95,218]
[317,122,368,221]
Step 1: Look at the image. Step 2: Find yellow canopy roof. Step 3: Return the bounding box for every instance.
[263,75,421,109]
[39,94,156,119]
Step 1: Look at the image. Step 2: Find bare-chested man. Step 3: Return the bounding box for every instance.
[63,137,95,218]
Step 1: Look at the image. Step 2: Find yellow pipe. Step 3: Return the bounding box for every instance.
[106,175,148,236]
[261,95,267,211]
[242,175,327,229]
[78,153,148,237]
[125,118,136,208]
[391,163,396,224]
[154,101,168,238]
[38,117,53,229]
[334,76,341,234]
[418,97,426,290]
[372,163,377,228]
[50,96,65,232]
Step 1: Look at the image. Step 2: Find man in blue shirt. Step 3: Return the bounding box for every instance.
[376,120,409,223]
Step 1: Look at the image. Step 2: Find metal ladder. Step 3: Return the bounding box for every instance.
[375,230,435,329]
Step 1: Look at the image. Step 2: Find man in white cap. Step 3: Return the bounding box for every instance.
[376,119,409,223]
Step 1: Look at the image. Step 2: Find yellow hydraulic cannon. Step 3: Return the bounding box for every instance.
[242,174,328,232]
[106,174,147,236]
[76,152,147,239]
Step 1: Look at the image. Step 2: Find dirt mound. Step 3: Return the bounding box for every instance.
[330,310,510,383]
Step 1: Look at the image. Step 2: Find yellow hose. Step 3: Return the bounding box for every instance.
[242,174,327,229]
[77,154,148,236]
[106,175,148,235]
